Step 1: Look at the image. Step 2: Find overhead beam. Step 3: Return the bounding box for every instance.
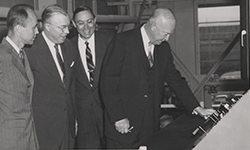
[0,6,136,23]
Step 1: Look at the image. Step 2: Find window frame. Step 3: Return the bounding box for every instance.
[194,0,240,75]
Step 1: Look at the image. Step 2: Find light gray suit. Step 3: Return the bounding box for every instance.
[0,38,39,150]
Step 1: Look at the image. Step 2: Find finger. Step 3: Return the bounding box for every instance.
[116,126,124,133]
[121,128,125,134]
[207,108,216,113]
[124,127,128,133]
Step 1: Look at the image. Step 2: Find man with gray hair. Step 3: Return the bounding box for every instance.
[100,8,214,149]
[25,4,76,149]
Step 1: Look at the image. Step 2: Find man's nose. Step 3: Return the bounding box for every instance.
[83,24,90,30]
[65,27,70,34]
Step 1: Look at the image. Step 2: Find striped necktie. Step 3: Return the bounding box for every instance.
[19,49,25,67]
[85,41,95,87]
[54,44,65,83]
[148,42,154,67]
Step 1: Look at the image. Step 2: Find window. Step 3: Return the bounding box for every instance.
[198,6,240,78]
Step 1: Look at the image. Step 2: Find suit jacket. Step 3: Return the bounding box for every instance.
[71,32,110,148]
[100,28,200,144]
[0,38,39,150]
[25,34,76,149]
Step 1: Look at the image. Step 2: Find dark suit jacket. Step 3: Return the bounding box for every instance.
[25,34,75,149]
[71,32,110,148]
[100,28,200,144]
[0,38,39,150]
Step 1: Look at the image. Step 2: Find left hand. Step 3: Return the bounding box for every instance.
[193,106,215,119]
[115,118,130,134]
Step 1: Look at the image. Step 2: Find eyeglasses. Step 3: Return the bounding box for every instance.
[46,22,72,32]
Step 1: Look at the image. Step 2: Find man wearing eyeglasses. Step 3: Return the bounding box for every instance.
[70,6,113,149]
[25,4,76,149]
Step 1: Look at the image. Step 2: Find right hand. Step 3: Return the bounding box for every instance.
[115,118,130,134]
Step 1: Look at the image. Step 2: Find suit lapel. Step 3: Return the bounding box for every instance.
[92,33,106,90]
[36,35,64,88]
[134,29,150,73]
[72,37,91,89]
[23,51,34,103]
[73,34,107,90]
[1,38,31,83]
[11,50,30,82]
[61,43,72,90]
[23,50,34,85]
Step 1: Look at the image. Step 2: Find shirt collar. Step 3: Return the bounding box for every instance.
[6,36,21,54]
[42,31,56,46]
[141,24,151,45]
[78,33,95,44]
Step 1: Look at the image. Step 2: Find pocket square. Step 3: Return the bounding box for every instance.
[70,61,75,67]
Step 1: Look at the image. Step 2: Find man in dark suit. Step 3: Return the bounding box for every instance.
[71,6,112,149]
[0,4,39,150]
[100,8,214,149]
[25,4,76,149]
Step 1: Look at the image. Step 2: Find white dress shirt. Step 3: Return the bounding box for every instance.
[140,24,155,57]
[42,32,64,81]
[77,34,96,81]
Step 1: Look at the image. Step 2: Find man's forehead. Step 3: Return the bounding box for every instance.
[75,11,94,20]
[50,12,68,19]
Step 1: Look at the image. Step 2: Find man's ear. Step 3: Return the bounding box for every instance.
[150,21,157,31]
[151,25,157,32]
[15,24,23,34]
[44,23,51,32]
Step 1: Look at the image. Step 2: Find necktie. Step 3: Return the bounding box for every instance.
[85,41,95,87]
[148,42,154,67]
[19,49,25,67]
[54,44,65,82]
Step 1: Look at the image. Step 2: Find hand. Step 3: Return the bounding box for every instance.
[193,106,215,119]
[115,118,130,134]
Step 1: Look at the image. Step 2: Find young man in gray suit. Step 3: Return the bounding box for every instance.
[0,4,39,150]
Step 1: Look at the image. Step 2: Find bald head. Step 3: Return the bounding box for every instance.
[150,8,175,23]
[145,8,176,45]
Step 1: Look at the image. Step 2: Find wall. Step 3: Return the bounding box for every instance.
[156,1,200,94]
[0,0,34,7]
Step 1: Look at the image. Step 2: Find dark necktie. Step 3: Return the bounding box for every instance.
[85,41,95,87]
[148,42,154,67]
[54,44,65,82]
[19,49,25,67]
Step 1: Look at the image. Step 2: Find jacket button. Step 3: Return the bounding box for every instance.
[144,95,148,98]
[64,108,67,111]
